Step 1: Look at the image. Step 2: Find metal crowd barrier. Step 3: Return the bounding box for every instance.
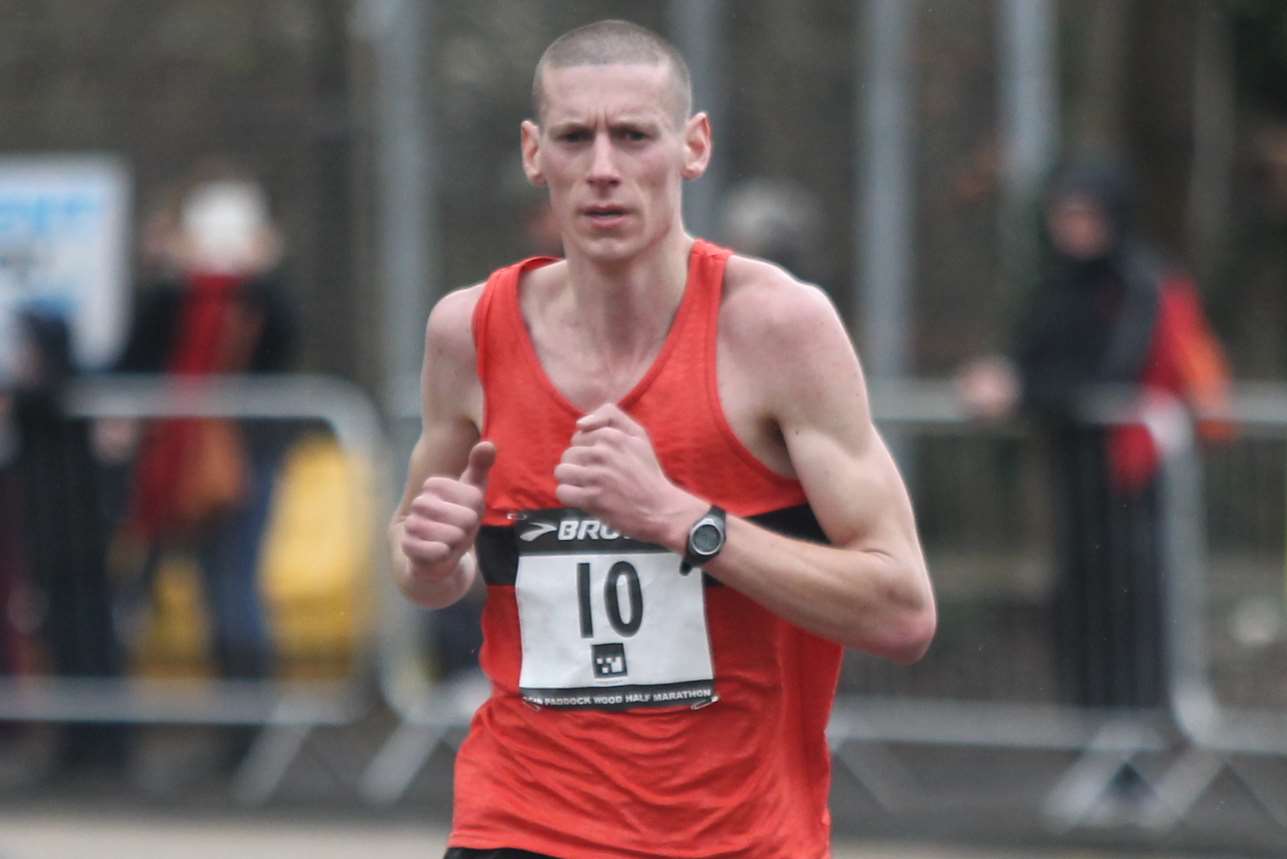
[827,382,1190,831]
[831,382,1287,834]
[17,371,1285,825]
[1150,384,1287,829]
[0,374,393,804]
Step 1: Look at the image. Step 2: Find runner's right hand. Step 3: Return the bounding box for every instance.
[400,440,496,582]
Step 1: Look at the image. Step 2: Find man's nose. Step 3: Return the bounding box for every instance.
[587,134,620,185]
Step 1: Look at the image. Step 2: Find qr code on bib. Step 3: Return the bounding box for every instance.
[592,643,628,678]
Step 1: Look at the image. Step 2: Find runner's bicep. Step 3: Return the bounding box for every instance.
[777,338,917,554]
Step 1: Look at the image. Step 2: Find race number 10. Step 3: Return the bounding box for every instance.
[577,560,643,638]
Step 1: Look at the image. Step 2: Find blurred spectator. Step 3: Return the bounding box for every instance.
[501,156,565,261]
[113,165,296,767]
[718,177,828,285]
[959,160,1231,712]
[0,312,19,678]
[519,192,564,260]
[0,471,21,679]
[7,308,126,773]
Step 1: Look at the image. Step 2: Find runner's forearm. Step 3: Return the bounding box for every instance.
[662,507,932,662]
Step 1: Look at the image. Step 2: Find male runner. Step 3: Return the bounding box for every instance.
[391,19,936,859]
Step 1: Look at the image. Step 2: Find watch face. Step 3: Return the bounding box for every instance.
[691,521,723,555]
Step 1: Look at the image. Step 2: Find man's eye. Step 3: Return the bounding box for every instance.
[619,129,648,142]
[560,130,591,143]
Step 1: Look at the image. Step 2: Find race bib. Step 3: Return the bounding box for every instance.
[512,508,716,710]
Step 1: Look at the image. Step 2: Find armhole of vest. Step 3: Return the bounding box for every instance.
[471,274,499,439]
[471,256,558,441]
[702,246,728,414]
[702,248,809,490]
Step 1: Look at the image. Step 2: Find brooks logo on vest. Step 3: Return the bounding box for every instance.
[521,517,625,543]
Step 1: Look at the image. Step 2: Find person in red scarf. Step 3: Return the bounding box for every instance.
[113,169,295,768]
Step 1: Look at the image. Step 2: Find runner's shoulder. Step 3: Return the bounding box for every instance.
[424,282,486,360]
[721,253,843,353]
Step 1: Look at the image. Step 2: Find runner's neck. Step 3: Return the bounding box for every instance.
[558,233,693,360]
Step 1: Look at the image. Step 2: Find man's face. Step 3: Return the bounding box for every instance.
[1047,193,1113,261]
[522,62,706,265]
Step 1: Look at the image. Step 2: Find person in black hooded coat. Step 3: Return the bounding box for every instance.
[961,161,1231,710]
[10,309,127,771]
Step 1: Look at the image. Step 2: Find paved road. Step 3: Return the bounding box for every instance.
[0,809,1186,859]
[1,725,1276,858]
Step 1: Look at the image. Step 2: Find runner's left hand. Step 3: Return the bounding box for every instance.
[554,403,703,547]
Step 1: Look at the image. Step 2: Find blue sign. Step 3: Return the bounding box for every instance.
[0,156,132,370]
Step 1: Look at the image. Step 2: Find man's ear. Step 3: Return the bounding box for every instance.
[681,112,712,181]
[520,120,546,187]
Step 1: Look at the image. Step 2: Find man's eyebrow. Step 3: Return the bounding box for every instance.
[545,119,590,133]
[611,117,661,129]
[545,116,665,133]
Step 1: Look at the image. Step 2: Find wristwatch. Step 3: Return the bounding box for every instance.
[683,505,727,571]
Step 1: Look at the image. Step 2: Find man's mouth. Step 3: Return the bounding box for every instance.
[584,206,627,219]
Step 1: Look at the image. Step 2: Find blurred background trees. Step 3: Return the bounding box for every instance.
[1,0,1285,389]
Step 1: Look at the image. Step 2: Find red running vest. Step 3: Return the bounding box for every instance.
[450,240,844,858]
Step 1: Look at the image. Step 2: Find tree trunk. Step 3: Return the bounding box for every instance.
[1068,0,1130,155]
[1126,0,1199,261]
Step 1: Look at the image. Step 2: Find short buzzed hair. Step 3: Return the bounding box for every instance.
[532,20,693,127]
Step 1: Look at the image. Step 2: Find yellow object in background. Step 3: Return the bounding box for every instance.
[132,435,374,680]
[132,554,213,678]
[261,434,374,679]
